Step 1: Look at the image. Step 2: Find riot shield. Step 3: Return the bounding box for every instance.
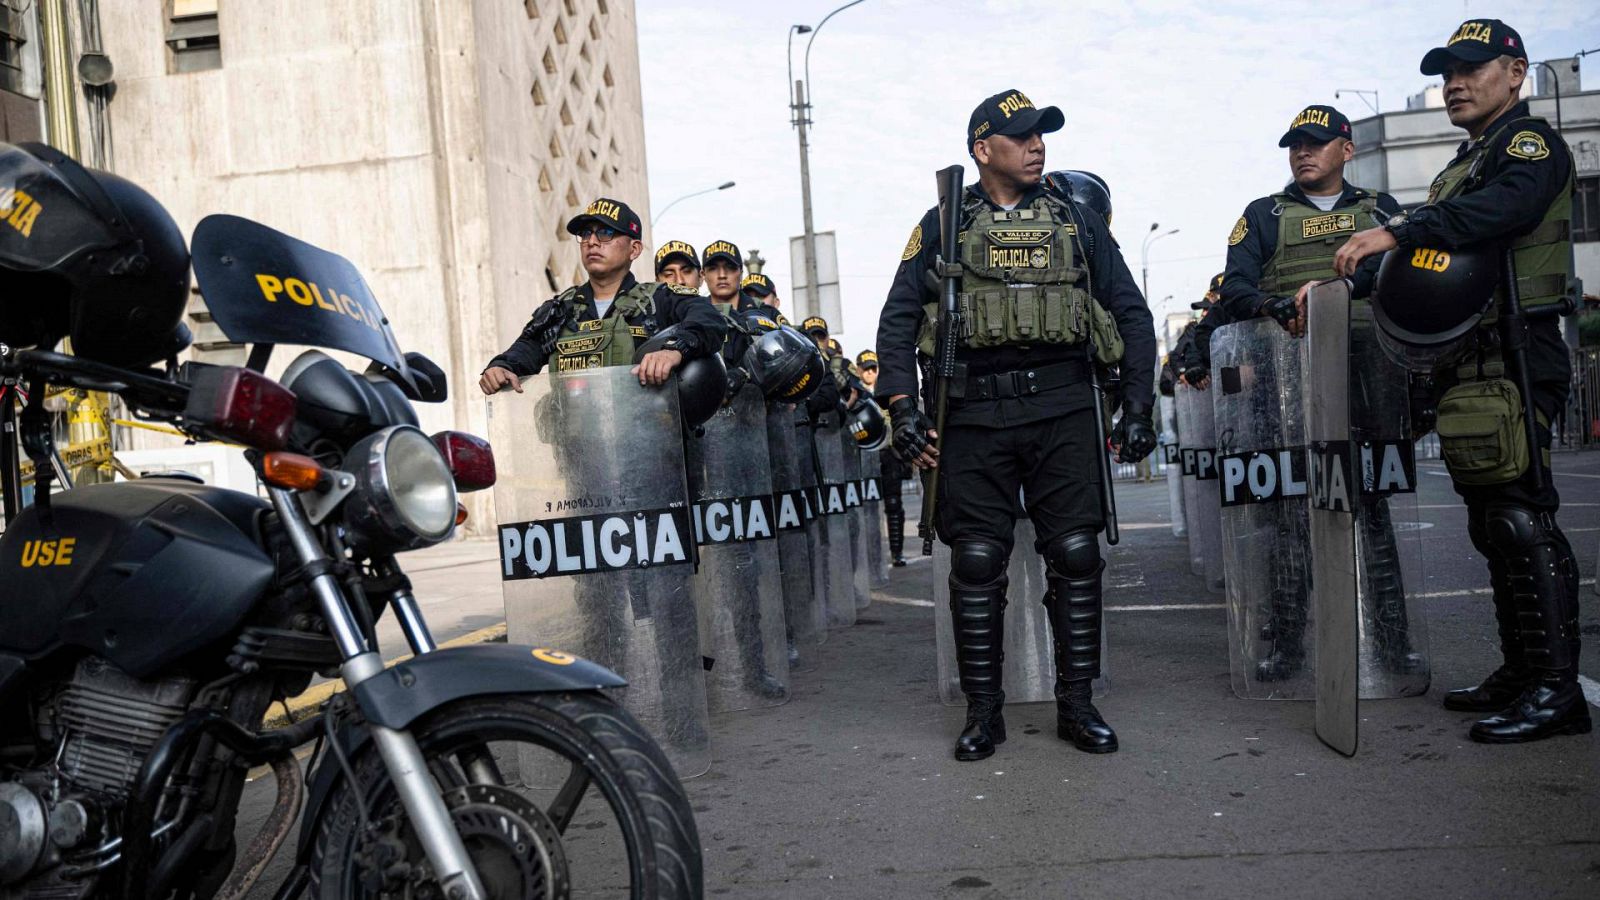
[1212,319,1313,699]
[1161,394,1186,538]
[933,520,1110,705]
[686,386,790,712]
[1306,281,1429,756]
[839,430,873,612]
[1175,382,1222,587]
[768,403,826,669]
[861,450,891,588]
[495,367,709,778]
[812,419,857,628]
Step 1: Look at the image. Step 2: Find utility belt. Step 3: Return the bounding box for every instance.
[951,357,1089,401]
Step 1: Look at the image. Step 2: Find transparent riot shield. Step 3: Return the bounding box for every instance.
[839,430,873,612]
[1161,411,1187,539]
[768,403,825,670]
[933,520,1110,705]
[813,420,857,628]
[794,412,841,646]
[686,386,790,712]
[1212,319,1313,699]
[1306,281,1429,756]
[495,367,709,778]
[861,450,891,588]
[1176,382,1223,589]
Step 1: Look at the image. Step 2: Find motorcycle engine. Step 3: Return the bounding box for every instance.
[0,658,196,891]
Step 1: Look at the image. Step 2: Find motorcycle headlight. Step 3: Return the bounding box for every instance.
[343,425,458,550]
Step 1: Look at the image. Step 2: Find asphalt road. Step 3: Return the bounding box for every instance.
[239,451,1600,898]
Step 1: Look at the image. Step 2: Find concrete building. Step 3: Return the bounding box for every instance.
[5,1,653,524]
[1346,58,1599,329]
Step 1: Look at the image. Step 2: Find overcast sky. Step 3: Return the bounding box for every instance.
[636,1,1599,356]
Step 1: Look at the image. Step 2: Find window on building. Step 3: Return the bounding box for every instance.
[1575,176,1600,244]
[0,2,41,98]
[542,48,556,75]
[531,79,545,106]
[547,135,561,158]
[559,101,572,127]
[166,0,221,74]
[538,168,552,192]
[524,0,539,19]
[588,17,600,41]
[552,18,566,45]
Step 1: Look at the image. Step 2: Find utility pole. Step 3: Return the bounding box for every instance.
[792,79,821,322]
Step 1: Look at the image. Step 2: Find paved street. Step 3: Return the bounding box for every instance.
[242,451,1600,898]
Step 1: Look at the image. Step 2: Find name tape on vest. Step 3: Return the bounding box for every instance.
[1301,213,1356,239]
[499,506,694,580]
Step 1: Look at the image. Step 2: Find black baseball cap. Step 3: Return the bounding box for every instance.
[968,89,1064,150]
[741,273,775,297]
[856,350,878,369]
[654,239,698,272]
[566,197,643,238]
[1421,19,1527,76]
[1278,105,1352,147]
[702,239,742,268]
[802,315,829,336]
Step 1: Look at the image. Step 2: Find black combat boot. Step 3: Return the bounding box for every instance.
[1043,531,1117,754]
[1445,509,1531,712]
[949,539,1008,761]
[1468,508,1591,743]
[887,507,907,566]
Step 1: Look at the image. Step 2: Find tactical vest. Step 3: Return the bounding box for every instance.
[918,193,1093,356]
[547,281,658,373]
[1257,191,1383,295]
[1426,115,1575,321]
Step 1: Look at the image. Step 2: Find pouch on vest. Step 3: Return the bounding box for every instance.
[1088,299,1123,366]
[1435,378,1528,485]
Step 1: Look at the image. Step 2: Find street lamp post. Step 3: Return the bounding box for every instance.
[1334,88,1380,116]
[788,1,867,322]
[1141,223,1179,302]
[1528,60,1563,133]
[650,181,736,228]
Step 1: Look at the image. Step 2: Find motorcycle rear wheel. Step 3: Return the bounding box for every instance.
[308,691,701,899]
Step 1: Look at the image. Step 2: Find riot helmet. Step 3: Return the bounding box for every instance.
[1044,169,1112,226]
[847,395,888,450]
[633,325,728,427]
[0,142,191,368]
[1371,244,1498,371]
[750,324,824,403]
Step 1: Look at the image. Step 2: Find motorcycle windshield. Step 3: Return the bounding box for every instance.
[0,145,123,273]
[190,214,409,376]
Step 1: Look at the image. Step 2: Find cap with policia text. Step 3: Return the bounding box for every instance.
[741,273,774,296]
[566,197,643,238]
[1278,105,1352,147]
[802,316,829,335]
[1421,19,1527,76]
[856,350,879,369]
[654,239,698,272]
[968,89,1064,150]
[702,239,741,268]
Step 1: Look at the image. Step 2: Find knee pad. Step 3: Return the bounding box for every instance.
[1042,529,1101,579]
[884,494,903,516]
[1485,504,1547,552]
[951,538,1008,588]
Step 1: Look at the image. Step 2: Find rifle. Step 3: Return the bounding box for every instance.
[922,164,966,538]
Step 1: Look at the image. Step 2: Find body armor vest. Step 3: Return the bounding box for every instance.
[1257,191,1383,295]
[547,281,658,373]
[1427,115,1575,321]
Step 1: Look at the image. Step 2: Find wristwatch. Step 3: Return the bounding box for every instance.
[1382,212,1411,246]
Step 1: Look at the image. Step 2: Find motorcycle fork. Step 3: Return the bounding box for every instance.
[268,487,487,900]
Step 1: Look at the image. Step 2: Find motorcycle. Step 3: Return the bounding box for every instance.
[0,208,701,898]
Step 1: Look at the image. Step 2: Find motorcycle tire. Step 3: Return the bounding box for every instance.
[307,691,701,899]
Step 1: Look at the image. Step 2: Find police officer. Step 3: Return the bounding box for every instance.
[479,198,725,393]
[655,239,703,290]
[1220,106,1400,336]
[877,89,1157,760]
[803,316,860,407]
[859,350,909,566]
[1179,274,1228,388]
[702,240,747,313]
[1329,19,1588,743]
[741,273,787,323]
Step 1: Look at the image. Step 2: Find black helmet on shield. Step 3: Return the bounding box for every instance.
[1044,170,1112,226]
[750,324,825,403]
[634,325,729,427]
[0,142,192,368]
[1371,244,1498,370]
[847,395,888,450]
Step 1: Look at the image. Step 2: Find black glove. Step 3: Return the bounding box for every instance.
[1260,295,1298,332]
[523,298,566,357]
[725,365,751,401]
[888,396,936,465]
[1111,400,1157,464]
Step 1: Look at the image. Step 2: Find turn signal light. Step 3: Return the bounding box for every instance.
[184,365,297,450]
[261,452,325,491]
[456,502,469,526]
[431,431,496,492]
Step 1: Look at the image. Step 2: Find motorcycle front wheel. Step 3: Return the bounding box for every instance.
[308,692,701,899]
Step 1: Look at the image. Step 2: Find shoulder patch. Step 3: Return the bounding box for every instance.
[1227,216,1248,246]
[1505,130,1550,161]
[901,224,923,262]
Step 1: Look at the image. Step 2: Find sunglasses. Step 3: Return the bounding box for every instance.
[574,226,624,244]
